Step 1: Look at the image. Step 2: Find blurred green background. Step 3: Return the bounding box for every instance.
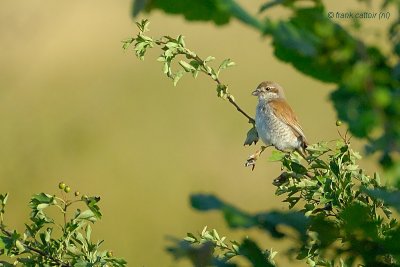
[0,1,386,266]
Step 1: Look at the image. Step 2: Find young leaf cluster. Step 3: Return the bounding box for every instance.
[0,184,126,267]
[123,19,255,126]
[124,20,236,93]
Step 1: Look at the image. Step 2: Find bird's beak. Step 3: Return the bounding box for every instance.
[252,88,259,96]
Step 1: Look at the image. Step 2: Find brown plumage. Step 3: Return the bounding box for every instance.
[252,81,308,155]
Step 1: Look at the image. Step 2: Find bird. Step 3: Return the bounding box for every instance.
[246,81,308,168]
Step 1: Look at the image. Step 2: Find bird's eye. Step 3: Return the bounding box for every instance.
[266,86,271,91]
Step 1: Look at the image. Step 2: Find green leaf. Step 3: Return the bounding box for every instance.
[290,162,308,175]
[268,150,285,161]
[177,35,185,47]
[364,188,400,213]
[259,0,284,13]
[74,260,92,267]
[36,203,50,210]
[74,232,86,245]
[191,194,223,210]
[0,261,13,267]
[136,0,231,25]
[310,216,339,248]
[156,56,165,62]
[216,84,228,99]
[218,58,235,74]
[173,70,185,86]
[15,240,25,254]
[204,56,215,62]
[163,62,169,74]
[239,239,274,267]
[179,60,195,72]
[191,194,309,240]
[121,39,134,50]
[256,211,309,241]
[86,224,92,241]
[31,193,53,204]
[166,42,179,49]
[84,197,102,219]
[0,193,8,206]
[329,160,340,177]
[243,127,259,146]
[132,0,147,17]
[76,210,97,222]
[135,19,150,33]
[0,236,6,250]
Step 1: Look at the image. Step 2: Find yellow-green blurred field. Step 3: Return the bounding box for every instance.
[0,1,387,266]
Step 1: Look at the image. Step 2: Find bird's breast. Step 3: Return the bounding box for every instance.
[255,102,299,151]
[255,102,274,145]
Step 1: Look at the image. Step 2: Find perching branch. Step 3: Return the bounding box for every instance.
[123,19,255,125]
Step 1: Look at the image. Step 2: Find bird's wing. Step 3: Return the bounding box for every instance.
[270,99,308,144]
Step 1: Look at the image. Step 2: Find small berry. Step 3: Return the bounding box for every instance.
[64,186,71,193]
[58,182,66,190]
[74,191,80,197]
[336,120,342,126]
[82,195,89,201]
[106,251,113,257]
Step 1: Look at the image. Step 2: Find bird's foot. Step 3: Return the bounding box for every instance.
[245,157,257,171]
[245,146,268,171]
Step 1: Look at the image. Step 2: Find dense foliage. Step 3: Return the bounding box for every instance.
[166,138,400,266]
[0,184,126,266]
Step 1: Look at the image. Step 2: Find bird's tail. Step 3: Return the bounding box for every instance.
[296,136,308,160]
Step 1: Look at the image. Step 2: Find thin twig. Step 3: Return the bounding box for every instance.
[154,39,255,125]
[192,55,255,124]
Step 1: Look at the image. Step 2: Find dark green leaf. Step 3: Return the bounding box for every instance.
[364,188,400,213]
[310,216,339,248]
[85,197,102,219]
[239,239,274,267]
[132,0,147,17]
[329,160,340,177]
[30,193,53,205]
[216,84,228,99]
[140,0,231,25]
[290,162,308,175]
[191,194,223,210]
[256,211,309,241]
[243,127,259,146]
[259,0,284,12]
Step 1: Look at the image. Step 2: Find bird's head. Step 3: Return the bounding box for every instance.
[252,81,285,101]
